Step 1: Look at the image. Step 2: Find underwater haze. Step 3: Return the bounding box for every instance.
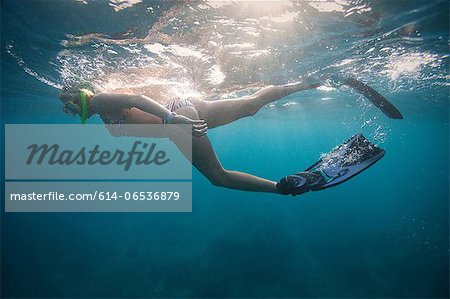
[1,0,449,298]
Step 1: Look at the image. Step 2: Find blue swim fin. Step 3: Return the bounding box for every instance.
[277,134,385,196]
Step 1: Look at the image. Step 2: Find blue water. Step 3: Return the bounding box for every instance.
[1,0,449,298]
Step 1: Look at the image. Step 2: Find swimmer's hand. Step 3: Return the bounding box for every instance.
[171,115,208,137]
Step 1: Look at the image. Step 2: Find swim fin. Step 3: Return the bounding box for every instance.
[277,133,385,196]
[343,78,403,119]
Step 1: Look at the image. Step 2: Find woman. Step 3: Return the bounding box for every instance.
[60,81,325,196]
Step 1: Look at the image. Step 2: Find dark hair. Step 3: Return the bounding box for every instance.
[60,82,95,103]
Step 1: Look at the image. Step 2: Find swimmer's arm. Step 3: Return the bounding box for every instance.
[91,93,208,136]
[91,93,173,119]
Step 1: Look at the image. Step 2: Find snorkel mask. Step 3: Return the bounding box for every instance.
[62,89,90,124]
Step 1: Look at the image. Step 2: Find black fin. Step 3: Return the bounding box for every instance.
[343,78,403,119]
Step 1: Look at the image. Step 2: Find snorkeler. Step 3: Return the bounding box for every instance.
[60,79,393,196]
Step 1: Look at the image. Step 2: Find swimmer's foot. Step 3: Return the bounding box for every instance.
[282,77,322,92]
[276,171,326,196]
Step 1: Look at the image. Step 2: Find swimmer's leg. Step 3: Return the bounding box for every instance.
[196,82,320,128]
[192,134,277,192]
[169,106,278,193]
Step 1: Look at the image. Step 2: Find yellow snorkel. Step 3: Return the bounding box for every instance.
[79,89,90,124]
[62,85,94,124]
